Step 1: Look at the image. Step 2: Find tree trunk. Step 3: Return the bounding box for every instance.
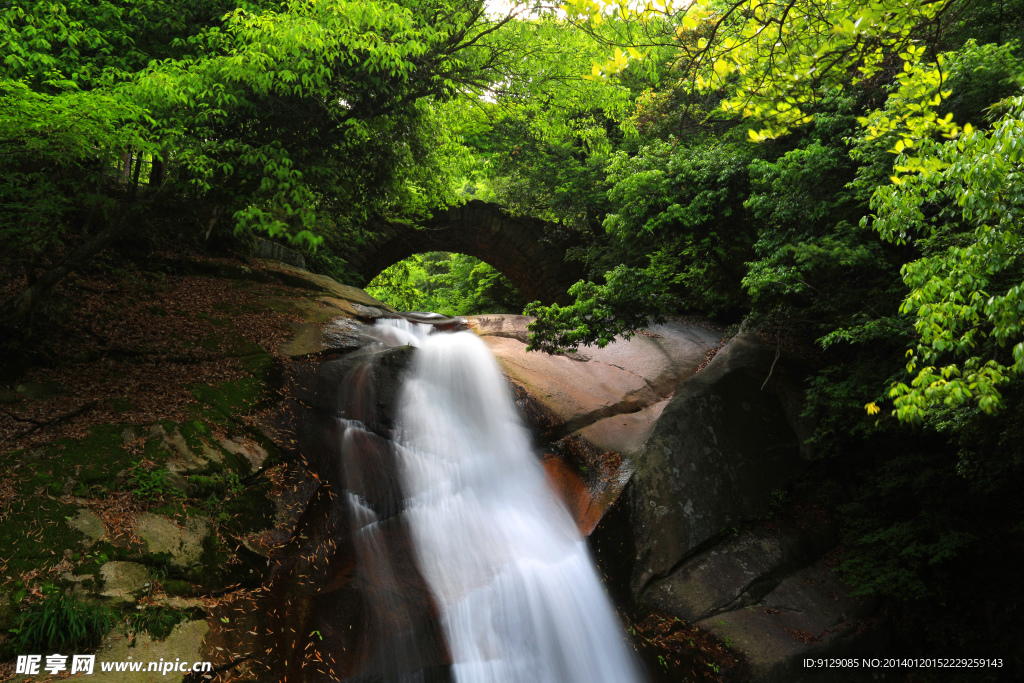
[149,154,165,186]
[0,214,132,326]
[204,205,225,240]
[81,164,106,236]
[131,153,144,201]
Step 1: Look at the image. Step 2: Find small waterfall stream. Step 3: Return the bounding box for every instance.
[375,321,643,683]
[255,317,645,682]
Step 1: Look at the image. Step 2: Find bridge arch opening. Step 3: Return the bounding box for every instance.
[366,251,526,316]
[345,201,583,307]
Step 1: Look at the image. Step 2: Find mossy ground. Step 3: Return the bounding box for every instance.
[0,408,274,594]
[0,254,342,655]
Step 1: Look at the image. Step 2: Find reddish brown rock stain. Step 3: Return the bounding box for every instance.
[542,454,606,537]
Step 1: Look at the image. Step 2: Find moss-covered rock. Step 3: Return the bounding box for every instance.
[66,509,107,547]
[134,513,212,570]
[99,562,152,605]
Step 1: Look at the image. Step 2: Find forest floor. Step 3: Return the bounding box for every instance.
[0,251,304,453]
[0,247,342,681]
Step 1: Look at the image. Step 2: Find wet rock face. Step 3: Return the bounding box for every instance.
[609,332,808,602]
[469,316,724,540]
[578,332,887,681]
[239,341,451,682]
[471,317,722,449]
[627,367,805,599]
[287,345,415,483]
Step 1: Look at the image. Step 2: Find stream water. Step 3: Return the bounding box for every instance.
[372,320,644,683]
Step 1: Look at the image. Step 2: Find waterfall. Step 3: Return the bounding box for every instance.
[388,328,644,683]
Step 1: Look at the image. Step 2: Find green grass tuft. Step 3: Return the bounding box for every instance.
[5,592,116,656]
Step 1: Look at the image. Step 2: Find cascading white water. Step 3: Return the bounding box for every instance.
[392,329,645,683]
[366,317,434,347]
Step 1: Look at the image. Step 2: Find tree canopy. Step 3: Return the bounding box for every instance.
[519,0,1024,421]
[5,0,1022,418]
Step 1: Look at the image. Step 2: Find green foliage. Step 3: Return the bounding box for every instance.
[942,0,1024,48]
[740,100,909,342]
[869,93,1024,421]
[128,464,183,502]
[118,0,489,244]
[838,385,1024,598]
[567,0,960,142]
[0,0,516,312]
[475,17,634,229]
[367,252,525,316]
[484,117,614,230]
[0,79,154,252]
[603,137,756,314]
[525,135,757,352]
[0,0,238,89]
[940,40,1024,125]
[801,365,891,458]
[367,259,429,312]
[525,264,673,352]
[6,591,116,655]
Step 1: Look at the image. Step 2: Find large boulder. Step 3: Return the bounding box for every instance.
[579,331,891,681]
[637,510,887,682]
[695,556,882,683]
[643,515,838,624]
[614,332,809,600]
[252,330,452,682]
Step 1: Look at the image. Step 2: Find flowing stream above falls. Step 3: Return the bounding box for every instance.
[352,319,645,683]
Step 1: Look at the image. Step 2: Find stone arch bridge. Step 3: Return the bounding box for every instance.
[344,200,584,305]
